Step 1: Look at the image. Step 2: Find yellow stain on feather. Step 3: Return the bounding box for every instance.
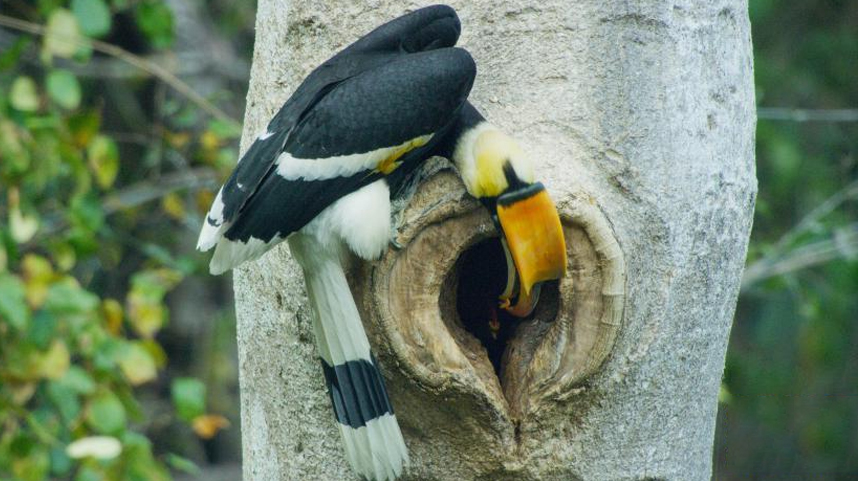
[472,130,528,198]
[376,134,432,174]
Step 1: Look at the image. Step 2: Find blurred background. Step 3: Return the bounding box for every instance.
[0,1,854,479]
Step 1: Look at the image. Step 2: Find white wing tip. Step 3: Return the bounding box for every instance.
[197,225,220,252]
[207,235,279,275]
[198,188,227,252]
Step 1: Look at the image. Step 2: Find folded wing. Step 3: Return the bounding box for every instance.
[205,47,476,273]
[198,5,463,252]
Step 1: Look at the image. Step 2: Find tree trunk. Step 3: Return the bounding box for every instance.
[233,1,756,480]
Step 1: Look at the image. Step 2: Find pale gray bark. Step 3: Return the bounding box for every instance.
[233,1,756,480]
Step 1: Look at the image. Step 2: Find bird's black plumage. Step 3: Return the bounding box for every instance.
[222,47,475,244]
[215,5,463,229]
[322,356,394,429]
[284,48,475,160]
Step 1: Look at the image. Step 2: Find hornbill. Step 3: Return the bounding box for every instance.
[197,5,565,481]
[198,6,469,480]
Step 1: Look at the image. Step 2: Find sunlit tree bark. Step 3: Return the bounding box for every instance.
[233,1,756,479]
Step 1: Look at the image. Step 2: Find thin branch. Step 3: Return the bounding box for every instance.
[57,52,246,81]
[742,179,858,291]
[25,168,219,245]
[771,177,858,253]
[0,14,241,129]
[102,167,220,215]
[103,131,154,145]
[742,224,858,290]
[757,107,858,122]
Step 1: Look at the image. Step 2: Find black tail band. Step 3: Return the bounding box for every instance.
[321,356,394,429]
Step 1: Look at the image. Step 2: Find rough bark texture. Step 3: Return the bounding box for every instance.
[233,1,756,480]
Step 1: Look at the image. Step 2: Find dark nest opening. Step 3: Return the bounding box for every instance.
[441,237,560,386]
[454,238,521,374]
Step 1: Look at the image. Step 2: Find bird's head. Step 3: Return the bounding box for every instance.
[454,123,567,317]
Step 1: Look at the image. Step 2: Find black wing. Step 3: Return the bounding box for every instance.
[213,5,462,228]
[221,47,476,244]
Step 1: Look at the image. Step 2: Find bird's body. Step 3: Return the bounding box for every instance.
[200,44,475,273]
[199,6,568,480]
[198,6,474,480]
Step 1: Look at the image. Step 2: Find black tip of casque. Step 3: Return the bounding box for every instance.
[498,178,545,208]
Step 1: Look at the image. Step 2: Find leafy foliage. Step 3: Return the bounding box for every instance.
[0,0,242,479]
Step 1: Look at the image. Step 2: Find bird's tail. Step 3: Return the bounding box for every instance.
[289,234,409,481]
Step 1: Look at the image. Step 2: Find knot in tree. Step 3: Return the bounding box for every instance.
[352,166,625,440]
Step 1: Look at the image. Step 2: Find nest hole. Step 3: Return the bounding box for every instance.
[370,171,624,422]
[454,238,521,375]
[440,237,560,391]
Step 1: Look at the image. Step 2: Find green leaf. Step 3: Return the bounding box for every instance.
[171,377,205,422]
[135,1,174,49]
[11,444,50,481]
[50,445,73,476]
[10,433,35,456]
[92,337,123,370]
[117,342,157,385]
[86,390,126,434]
[72,0,112,37]
[47,381,81,423]
[74,465,103,481]
[208,118,242,139]
[10,205,40,243]
[10,76,39,112]
[87,135,119,188]
[0,37,31,72]
[52,242,77,272]
[68,195,105,232]
[27,310,57,349]
[0,273,29,330]
[43,9,85,60]
[44,279,99,314]
[166,453,200,474]
[122,432,170,481]
[58,366,97,395]
[38,340,70,380]
[46,70,82,110]
[171,104,199,128]
[127,268,182,338]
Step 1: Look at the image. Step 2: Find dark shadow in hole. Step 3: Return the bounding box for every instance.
[453,237,524,376]
[438,234,561,406]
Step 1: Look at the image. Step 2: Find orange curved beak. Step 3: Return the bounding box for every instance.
[496,183,567,317]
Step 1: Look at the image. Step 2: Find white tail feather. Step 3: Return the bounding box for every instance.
[289,234,408,481]
[338,415,406,481]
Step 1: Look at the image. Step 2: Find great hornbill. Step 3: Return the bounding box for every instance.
[197,5,566,481]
